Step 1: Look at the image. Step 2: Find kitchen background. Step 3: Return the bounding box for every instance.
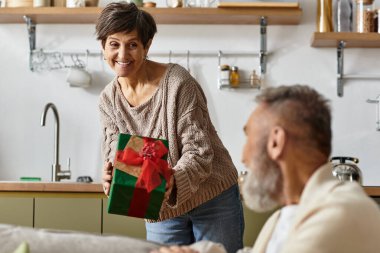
[0,0,379,185]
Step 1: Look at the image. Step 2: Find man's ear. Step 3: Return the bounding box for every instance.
[267,126,286,160]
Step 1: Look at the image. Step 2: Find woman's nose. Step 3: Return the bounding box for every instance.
[118,45,129,58]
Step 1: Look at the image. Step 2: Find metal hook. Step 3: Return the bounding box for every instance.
[337,41,346,97]
[70,54,85,68]
[85,49,90,70]
[23,15,36,52]
[218,50,223,67]
[366,95,380,131]
[169,50,172,63]
[187,50,190,73]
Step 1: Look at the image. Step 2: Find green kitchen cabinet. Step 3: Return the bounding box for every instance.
[0,196,34,227]
[34,197,102,233]
[243,203,273,247]
[102,198,146,239]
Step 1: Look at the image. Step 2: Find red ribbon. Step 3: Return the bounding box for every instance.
[117,137,171,193]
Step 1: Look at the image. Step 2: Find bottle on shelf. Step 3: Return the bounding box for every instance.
[33,0,51,7]
[333,0,353,32]
[230,66,240,87]
[317,0,334,32]
[219,64,230,86]
[356,0,374,33]
[249,70,261,89]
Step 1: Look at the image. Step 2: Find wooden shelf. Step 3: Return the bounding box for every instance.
[0,6,302,25]
[311,32,380,48]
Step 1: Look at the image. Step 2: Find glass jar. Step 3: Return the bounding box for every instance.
[317,0,333,32]
[33,0,51,7]
[230,66,240,87]
[333,0,353,32]
[356,0,374,33]
[219,64,230,86]
[249,70,261,88]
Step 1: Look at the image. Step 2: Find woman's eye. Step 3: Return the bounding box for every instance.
[129,43,138,49]
[109,42,119,48]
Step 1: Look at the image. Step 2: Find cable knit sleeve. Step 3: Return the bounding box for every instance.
[168,78,214,208]
[98,84,119,163]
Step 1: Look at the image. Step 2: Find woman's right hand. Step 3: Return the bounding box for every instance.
[102,162,114,196]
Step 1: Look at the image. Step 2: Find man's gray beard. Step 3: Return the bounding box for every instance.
[242,149,283,213]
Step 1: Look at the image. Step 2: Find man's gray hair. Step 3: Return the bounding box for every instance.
[255,85,332,157]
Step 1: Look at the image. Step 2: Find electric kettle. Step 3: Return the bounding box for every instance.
[330,156,362,185]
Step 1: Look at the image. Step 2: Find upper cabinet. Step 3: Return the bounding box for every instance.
[311,32,380,48]
[0,6,302,25]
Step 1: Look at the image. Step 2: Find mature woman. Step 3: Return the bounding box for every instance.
[96,3,243,253]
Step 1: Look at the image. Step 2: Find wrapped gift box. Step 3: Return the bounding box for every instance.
[107,134,170,220]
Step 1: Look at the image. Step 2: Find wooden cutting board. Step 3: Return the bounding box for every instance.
[217,2,299,8]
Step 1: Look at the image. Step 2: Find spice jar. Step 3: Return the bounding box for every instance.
[356,0,374,33]
[219,64,230,86]
[249,70,261,88]
[230,66,240,87]
[317,0,333,32]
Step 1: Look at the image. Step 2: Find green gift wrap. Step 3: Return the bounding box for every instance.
[107,134,171,220]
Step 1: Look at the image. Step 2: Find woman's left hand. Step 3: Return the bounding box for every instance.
[150,246,199,253]
[163,169,175,203]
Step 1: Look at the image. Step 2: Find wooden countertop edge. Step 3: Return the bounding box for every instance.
[364,186,380,197]
[0,182,103,193]
[0,183,378,196]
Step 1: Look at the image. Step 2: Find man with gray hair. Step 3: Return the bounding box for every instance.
[242,84,380,253]
[152,84,380,253]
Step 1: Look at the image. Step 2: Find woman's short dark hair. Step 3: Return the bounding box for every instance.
[95,2,157,49]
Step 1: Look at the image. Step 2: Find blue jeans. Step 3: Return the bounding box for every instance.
[146,184,244,253]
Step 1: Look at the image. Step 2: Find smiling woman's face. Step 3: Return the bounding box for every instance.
[103,30,151,78]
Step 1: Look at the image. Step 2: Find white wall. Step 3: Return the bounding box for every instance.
[0,0,379,185]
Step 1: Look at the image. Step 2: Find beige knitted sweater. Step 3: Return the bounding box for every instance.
[99,63,238,221]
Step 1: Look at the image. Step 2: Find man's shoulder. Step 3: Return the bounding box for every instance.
[327,181,376,209]
[303,181,379,226]
[282,182,380,253]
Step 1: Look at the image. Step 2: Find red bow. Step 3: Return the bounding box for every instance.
[117,138,171,193]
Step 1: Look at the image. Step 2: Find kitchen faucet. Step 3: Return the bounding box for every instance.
[41,103,71,182]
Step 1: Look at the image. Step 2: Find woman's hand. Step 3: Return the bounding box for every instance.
[163,169,175,203]
[150,246,199,253]
[102,162,114,196]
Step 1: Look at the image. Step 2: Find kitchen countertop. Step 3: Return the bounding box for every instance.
[364,186,380,197]
[0,182,379,197]
[0,181,103,193]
